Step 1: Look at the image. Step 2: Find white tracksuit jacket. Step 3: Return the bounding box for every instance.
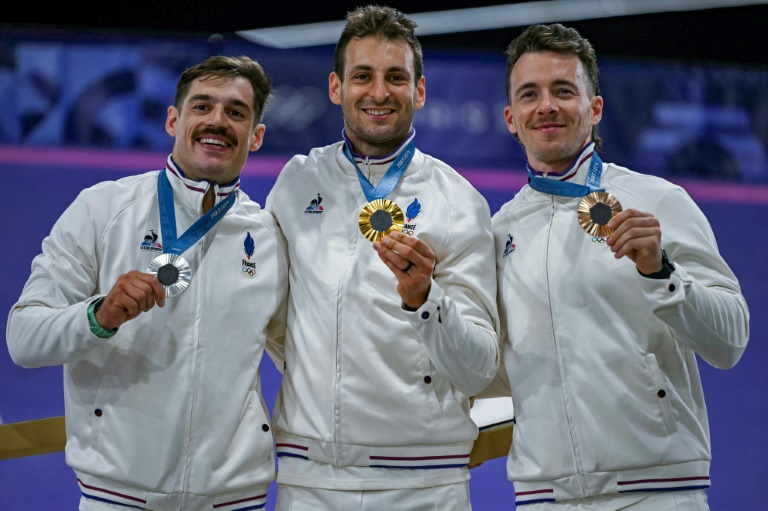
[265,131,500,489]
[490,145,750,505]
[6,156,288,511]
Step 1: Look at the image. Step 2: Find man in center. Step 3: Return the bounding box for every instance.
[265,5,499,510]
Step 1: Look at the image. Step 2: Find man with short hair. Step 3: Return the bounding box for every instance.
[7,55,288,511]
[488,23,750,510]
[265,5,499,510]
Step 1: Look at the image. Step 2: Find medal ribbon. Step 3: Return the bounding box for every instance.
[343,139,415,202]
[157,169,236,255]
[527,151,604,197]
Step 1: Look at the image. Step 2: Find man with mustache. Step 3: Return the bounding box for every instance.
[264,5,499,510]
[7,55,288,511]
[485,23,750,510]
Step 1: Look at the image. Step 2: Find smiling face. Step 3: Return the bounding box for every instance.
[329,35,425,157]
[504,51,603,174]
[166,75,264,184]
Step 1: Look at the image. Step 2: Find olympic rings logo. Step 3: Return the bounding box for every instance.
[591,236,606,246]
[242,266,257,278]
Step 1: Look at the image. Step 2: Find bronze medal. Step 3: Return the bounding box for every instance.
[358,199,405,242]
[578,191,622,237]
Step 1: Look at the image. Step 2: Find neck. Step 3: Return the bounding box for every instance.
[202,187,216,213]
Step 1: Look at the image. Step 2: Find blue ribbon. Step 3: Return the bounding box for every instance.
[527,152,604,197]
[157,169,236,255]
[343,140,415,202]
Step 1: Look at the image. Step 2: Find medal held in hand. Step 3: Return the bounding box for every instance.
[578,191,622,237]
[358,199,405,242]
[147,253,192,298]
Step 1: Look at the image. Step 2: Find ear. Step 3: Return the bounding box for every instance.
[414,76,426,110]
[249,124,266,152]
[591,95,603,126]
[503,105,517,135]
[329,72,342,106]
[166,105,179,137]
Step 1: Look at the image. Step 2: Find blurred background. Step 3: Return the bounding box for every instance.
[2,1,767,509]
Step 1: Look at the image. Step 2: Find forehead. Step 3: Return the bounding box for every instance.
[183,75,255,108]
[511,51,587,89]
[344,36,414,75]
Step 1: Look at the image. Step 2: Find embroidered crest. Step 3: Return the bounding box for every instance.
[242,231,257,278]
[402,197,421,236]
[502,234,516,257]
[304,193,324,214]
[139,229,163,252]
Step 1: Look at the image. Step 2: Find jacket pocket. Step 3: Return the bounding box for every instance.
[644,353,677,434]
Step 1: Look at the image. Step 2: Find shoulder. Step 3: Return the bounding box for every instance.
[604,162,693,202]
[72,171,159,213]
[415,150,489,207]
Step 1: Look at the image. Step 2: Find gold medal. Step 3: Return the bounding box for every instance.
[578,191,622,237]
[358,199,405,242]
[147,253,192,298]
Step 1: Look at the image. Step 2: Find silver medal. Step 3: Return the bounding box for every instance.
[147,253,191,298]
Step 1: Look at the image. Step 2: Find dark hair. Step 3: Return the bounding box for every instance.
[505,23,602,150]
[334,4,423,82]
[174,55,273,124]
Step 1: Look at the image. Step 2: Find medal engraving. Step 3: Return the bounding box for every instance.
[578,191,622,237]
[157,264,180,286]
[359,199,405,242]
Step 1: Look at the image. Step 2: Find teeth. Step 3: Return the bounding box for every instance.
[367,109,390,115]
[200,138,226,146]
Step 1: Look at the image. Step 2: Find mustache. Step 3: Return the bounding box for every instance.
[195,127,236,146]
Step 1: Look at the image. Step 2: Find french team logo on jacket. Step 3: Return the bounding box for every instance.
[241,232,257,278]
[304,193,324,214]
[502,234,516,257]
[402,198,421,236]
[139,229,162,252]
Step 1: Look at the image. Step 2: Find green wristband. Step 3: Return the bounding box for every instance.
[87,297,118,339]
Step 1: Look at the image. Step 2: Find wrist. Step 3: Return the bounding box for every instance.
[87,297,118,338]
[638,249,675,279]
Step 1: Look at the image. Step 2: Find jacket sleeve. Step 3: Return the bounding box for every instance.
[639,185,749,369]
[407,187,500,397]
[262,209,289,373]
[6,190,104,368]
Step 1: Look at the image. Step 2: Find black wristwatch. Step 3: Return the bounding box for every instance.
[639,249,675,279]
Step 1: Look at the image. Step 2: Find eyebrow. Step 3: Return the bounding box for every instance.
[188,94,251,112]
[349,64,411,76]
[514,78,579,95]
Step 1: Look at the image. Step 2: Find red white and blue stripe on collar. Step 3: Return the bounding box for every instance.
[527,142,595,182]
[165,154,240,197]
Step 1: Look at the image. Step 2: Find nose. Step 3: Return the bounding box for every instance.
[537,91,557,114]
[369,76,390,102]
[206,104,228,125]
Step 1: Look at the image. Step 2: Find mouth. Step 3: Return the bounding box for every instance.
[534,122,564,132]
[364,108,395,117]
[197,136,233,148]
